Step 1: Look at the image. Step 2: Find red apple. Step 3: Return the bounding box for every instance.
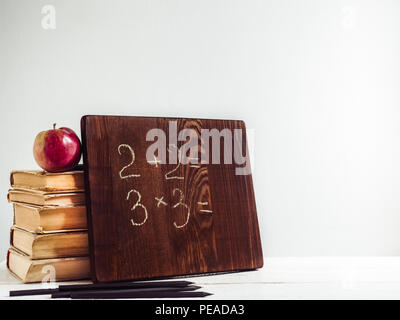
[33,124,82,172]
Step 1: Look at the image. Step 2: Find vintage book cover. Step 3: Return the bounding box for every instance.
[7,189,85,207]
[10,226,89,259]
[13,203,87,233]
[10,169,84,192]
[7,247,90,283]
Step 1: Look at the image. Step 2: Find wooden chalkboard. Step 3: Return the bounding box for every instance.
[81,115,263,282]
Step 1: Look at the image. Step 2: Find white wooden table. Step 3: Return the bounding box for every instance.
[2,257,400,299]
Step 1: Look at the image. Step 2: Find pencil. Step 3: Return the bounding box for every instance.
[69,290,213,299]
[9,288,58,297]
[9,280,196,297]
[51,285,202,299]
[59,280,195,291]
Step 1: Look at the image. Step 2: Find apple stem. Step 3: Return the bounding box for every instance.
[53,123,56,130]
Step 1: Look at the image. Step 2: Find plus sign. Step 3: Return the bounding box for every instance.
[148,155,162,167]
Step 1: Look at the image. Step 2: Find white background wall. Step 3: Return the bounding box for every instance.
[1,0,400,259]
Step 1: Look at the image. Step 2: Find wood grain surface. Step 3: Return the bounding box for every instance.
[81,115,263,282]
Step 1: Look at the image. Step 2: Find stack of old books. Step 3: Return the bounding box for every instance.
[6,169,90,283]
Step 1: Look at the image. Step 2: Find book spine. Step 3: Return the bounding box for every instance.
[9,172,14,188]
[6,249,11,271]
[9,227,14,247]
[12,203,16,226]
[81,116,98,282]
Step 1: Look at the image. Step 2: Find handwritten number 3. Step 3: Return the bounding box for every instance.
[172,188,190,229]
[117,144,190,229]
[118,144,146,227]
[127,189,148,226]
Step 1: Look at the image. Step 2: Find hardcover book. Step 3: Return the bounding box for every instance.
[13,203,87,233]
[8,189,85,207]
[10,169,84,191]
[7,247,90,283]
[10,226,89,259]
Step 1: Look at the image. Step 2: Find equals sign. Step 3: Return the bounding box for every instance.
[198,202,213,213]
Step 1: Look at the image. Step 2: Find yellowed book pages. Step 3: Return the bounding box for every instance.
[10,226,89,259]
[8,189,85,206]
[7,247,90,283]
[10,169,84,192]
[13,203,87,233]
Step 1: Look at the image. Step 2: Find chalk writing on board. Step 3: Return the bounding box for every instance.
[165,145,184,180]
[118,144,140,179]
[198,201,213,214]
[200,209,213,213]
[117,143,212,229]
[188,157,201,168]
[155,196,167,207]
[148,155,161,168]
[127,189,148,226]
[171,188,190,229]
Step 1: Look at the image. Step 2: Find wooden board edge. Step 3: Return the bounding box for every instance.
[81,115,99,283]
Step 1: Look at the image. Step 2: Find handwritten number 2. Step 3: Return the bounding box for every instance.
[118,144,147,227]
[117,143,191,229]
[118,144,140,179]
[165,145,184,180]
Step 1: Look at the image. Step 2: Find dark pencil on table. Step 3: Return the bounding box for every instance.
[59,280,195,291]
[69,290,213,299]
[51,285,202,299]
[9,280,196,297]
[9,288,58,297]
